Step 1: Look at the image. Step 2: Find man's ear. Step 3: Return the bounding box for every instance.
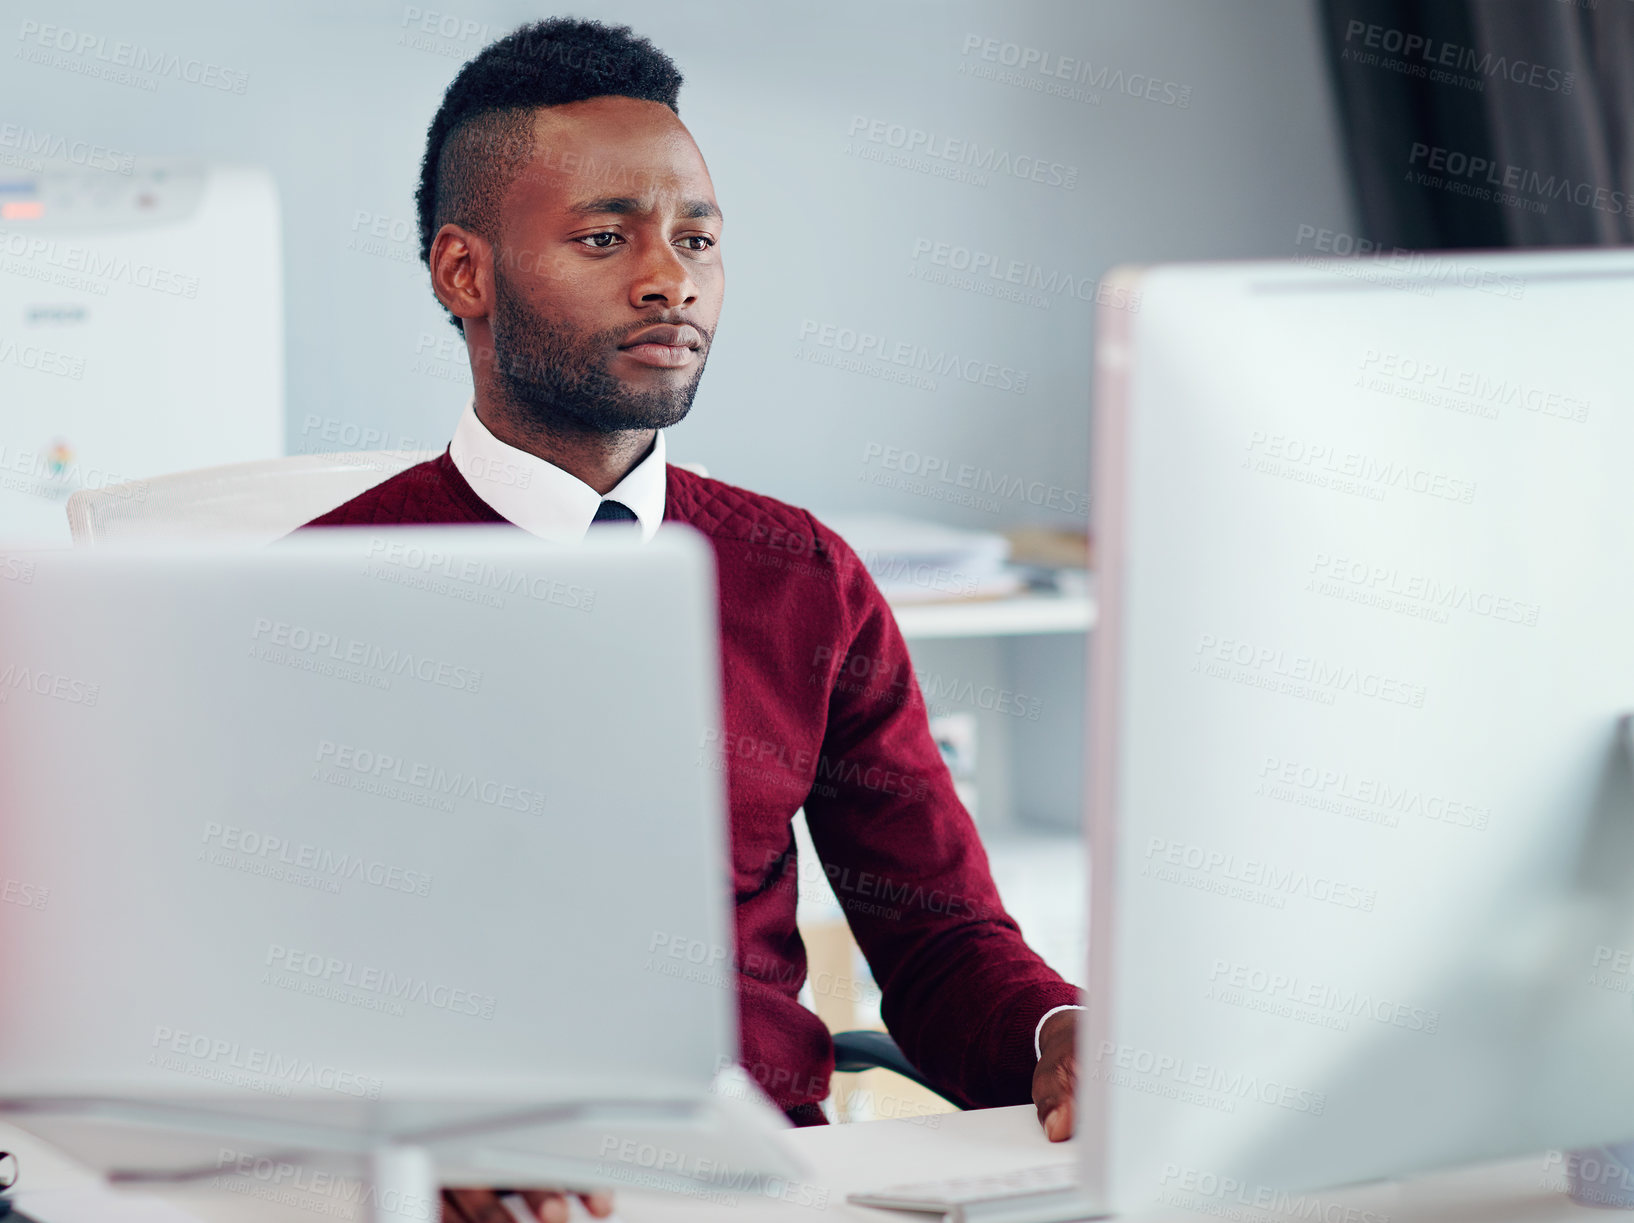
[428,223,492,326]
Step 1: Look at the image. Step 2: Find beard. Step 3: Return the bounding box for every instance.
[487,265,709,434]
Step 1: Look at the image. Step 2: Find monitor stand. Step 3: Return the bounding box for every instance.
[2,1092,797,1221]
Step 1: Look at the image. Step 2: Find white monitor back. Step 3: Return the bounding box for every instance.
[1086,249,1634,1212]
[0,528,749,1177]
[0,161,283,545]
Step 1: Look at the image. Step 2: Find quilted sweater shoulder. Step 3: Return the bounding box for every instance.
[665,466,854,573]
[303,452,498,528]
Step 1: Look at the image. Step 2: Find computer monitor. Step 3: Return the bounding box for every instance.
[1085,248,1634,1213]
[0,527,802,1210]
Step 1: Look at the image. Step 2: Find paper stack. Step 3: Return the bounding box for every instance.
[817,514,1022,604]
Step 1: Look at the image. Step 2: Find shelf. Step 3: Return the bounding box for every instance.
[887,590,1096,640]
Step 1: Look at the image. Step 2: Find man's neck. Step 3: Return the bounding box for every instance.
[473,389,656,497]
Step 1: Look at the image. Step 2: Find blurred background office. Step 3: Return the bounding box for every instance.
[4,0,1628,1121]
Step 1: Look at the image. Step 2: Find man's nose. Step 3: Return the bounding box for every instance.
[630,241,698,308]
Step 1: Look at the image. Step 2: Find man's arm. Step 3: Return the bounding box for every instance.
[799,520,1082,1109]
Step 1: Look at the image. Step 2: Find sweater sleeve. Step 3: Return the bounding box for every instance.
[798,520,1082,1109]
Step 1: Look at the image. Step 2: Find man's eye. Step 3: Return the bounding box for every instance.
[678,235,716,251]
[579,232,621,248]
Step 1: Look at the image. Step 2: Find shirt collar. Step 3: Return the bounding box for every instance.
[447,394,667,543]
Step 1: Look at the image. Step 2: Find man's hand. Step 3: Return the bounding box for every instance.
[1032,1009,1077,1142]
[442,1186,614,1221]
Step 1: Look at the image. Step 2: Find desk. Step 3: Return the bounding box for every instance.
[0,1106,1601,1223]
[890,589,1095,641]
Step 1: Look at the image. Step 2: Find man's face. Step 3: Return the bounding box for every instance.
[484,96,723,433]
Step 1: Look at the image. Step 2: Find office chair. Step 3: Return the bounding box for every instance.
[830,1029,961,1106]
[65,451,710,545]
[65,450,442,546]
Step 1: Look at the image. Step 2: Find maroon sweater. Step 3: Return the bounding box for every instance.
[303,451,1078,1116]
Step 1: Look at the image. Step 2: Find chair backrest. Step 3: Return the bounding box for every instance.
[65,452,712,546]
[65,450,441,547]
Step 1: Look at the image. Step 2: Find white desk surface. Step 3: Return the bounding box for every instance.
[0,1105,1602,1222]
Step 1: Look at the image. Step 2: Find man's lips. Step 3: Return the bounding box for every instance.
[618,324,702,369]
[618,342,698,369]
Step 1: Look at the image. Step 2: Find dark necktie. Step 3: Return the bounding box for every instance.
[592,499,638,525]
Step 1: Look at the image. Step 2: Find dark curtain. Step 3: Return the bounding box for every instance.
[1320,0,1634,248]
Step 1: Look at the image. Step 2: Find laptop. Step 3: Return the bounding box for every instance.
[0,526,803,1203]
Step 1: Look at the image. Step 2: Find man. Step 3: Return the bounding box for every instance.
[304,17,1083,1222]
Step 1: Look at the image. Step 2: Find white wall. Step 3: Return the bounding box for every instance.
[2,0,1355,529]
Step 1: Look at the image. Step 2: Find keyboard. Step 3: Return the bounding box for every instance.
[847,1162,1102,1222]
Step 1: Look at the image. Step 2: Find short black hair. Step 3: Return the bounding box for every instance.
[415,17,684,330]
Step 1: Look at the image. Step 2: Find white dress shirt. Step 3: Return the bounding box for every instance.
[1034,1004,1085,1060]
[447,394,1077,1070]
[447,394,666,543]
